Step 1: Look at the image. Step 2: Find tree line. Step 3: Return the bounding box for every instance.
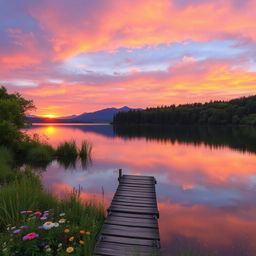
[113,95,256,125]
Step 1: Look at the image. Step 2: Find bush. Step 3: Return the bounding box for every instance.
[27,144,54,166]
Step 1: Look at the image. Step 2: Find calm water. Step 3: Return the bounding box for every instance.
[25,124,256,256]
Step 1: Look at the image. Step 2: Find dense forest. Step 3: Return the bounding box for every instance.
[113,95,256,125]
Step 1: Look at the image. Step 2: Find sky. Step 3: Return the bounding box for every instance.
[0,0,256,116]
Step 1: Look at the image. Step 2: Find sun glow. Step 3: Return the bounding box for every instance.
[41,114,57,118]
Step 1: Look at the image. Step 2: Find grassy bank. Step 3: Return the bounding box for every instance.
[0,169,104,255]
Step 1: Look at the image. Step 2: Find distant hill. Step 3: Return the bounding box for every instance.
[27,106,140,123]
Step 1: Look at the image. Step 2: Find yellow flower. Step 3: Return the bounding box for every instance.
[66,247,74,253]
[79,240,85,245]
[69,236,74,242]
[64,229,70,233]
[80,230,85,234]
[85,231,90,235]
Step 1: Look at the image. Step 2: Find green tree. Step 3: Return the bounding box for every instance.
[0,86,35,146]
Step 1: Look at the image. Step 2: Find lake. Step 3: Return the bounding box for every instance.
[25,124,256,256]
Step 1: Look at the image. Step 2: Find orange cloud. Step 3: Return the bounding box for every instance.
[20,58,256,116]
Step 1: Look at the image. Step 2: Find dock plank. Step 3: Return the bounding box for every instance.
[94,173,160,256]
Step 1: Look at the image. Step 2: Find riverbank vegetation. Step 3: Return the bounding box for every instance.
[113,95,256,125]
[0,86,103,255]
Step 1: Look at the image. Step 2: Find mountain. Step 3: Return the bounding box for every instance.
[73,106,132,123]
[58,115,78,119]
[26,106,139,123]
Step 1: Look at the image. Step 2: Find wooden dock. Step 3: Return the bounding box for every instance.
[94,170,161,256]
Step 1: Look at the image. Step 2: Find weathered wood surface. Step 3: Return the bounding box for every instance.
[94,173,161,256]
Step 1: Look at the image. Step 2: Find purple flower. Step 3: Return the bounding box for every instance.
[20,210,27,214]
[13,229,21,234]
[40,216,47,221]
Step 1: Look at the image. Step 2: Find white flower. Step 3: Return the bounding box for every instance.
[53,222,59,228]
[58,218,66,224]
[59,213,65,217]
[58,243,62,248]
[43,222,55,230]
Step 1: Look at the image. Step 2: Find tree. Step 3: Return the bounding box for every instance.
[0,86,35,146]
[0,86,35,129]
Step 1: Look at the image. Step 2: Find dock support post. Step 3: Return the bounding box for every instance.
[118,168,122,181]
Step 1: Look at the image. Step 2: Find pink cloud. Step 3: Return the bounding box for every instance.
[28,0,256,59]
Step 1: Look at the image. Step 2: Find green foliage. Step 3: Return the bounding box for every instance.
[55,140,78,159]
[27,143,54,166]
[0,169,57,229]
[241,113,256,125]
[0,147,15,184]
[0,86,35,129]
[0,121,23,147]
[113,95,256,125]
[0,171,104,256]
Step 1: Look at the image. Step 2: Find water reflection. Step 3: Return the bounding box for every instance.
[25,124,256,255]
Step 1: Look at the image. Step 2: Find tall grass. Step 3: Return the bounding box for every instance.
[0,170,105,255]
[80,140,92,169]
[0,169,57,228]
[55,140,78,159]
[79,140,92,158]
[0,147,15,184]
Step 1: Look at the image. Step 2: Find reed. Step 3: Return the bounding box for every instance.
[55,140,78,159]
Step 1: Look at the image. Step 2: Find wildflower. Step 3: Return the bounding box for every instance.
[40,216,47,221]
[43,222,55,230]
[11,226,16,230]
[20,210,27,214]
[69,236,74,242]
[23,232,39,241]
[13,229,21,234]
[34,211,42,216]
[79,240,85,245]
[45,247,51,253]
[80,230,85,234]
[59,218,66,224]
[64,229,70,233]
[85,231,91,235]
[53,222,59,228]
[66,247,74,253]
[59,213,65,217]
[58,243,62,248]
[26,211,33,213]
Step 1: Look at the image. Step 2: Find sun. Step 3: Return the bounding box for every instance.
[42,114,57,118]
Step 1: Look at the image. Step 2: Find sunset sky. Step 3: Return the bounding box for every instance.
[1,0,256,116]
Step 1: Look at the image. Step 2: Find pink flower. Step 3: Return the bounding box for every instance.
[22,232,39,241]
[34,211,42,216]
